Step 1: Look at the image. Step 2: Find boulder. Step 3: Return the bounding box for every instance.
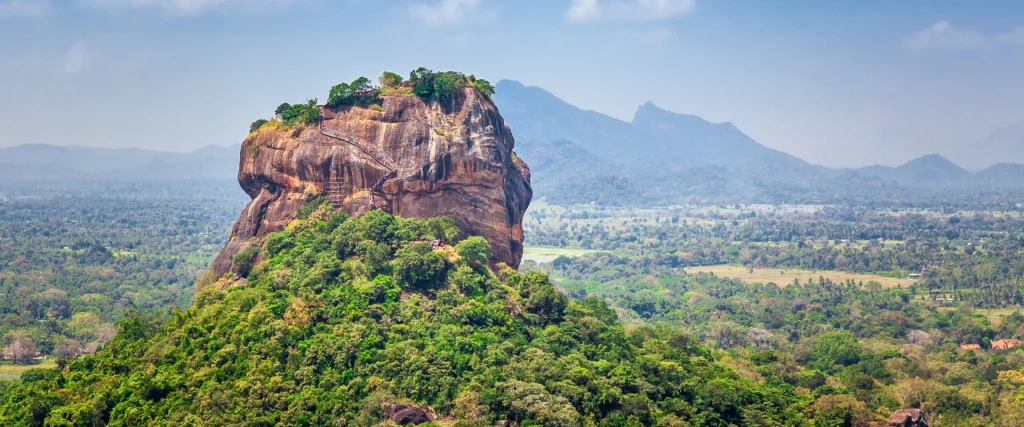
[887,408,927,427]
[385,404,432,425]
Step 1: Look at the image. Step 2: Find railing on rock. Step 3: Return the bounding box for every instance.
[318,126,398,172]
[317,119,398,210]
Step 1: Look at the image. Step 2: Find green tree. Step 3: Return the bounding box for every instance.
[410,67,436,98]
[328,77,377,107]
[473,79,495,101]
[379,71,403,88]
[393,242,449,291]
[433,72,463,105]
[232,246,259,277]
[456,236,491,271]
[249,119,268,133]
[526,284,568,324]
[812,331,863,372]
[279,99,320,125]
[327,82,351,107]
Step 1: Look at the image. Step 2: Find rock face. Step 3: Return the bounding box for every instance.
[887,409,927,427]
[385,404,433,425]
[211,87,532,276]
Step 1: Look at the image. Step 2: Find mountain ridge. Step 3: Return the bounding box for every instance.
[494,80,1024,199]
[4,82,1024,197]
[0,143,239,181]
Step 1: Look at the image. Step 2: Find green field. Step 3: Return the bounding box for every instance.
[522,245,604,264]
[685,265,916,288]
[0,358,57,381]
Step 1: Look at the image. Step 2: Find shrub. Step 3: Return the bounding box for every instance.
[279,99,320,126]
[456,236,490,271]
[296,196,330,220]
[409,67,468,105]
[473,79,495,101]
[327,77,378,108]
[232,247,259,277]
[393,242,449,291]
[379,71,403,88]
[379,86,414,97]
[249,119,268,134]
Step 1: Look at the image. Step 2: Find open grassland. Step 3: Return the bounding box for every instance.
[937,306,1022,327]
[685,264,915,288]
[980,307,1022,327]
[522,245,605,263]
[0,358,57,381]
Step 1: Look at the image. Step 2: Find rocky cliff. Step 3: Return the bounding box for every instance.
[211,87,532,276]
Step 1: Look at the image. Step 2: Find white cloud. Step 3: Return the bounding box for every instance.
[63,41,97,75]
[567,0,695,23]
[0,0,50,19]
[905,21,985,50]
[77,0,294,15]
[997,27,1024,46]
[409,0,493,27]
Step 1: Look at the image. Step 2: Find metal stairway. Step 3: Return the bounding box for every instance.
[319,126,398,172]
[318,123,398,209]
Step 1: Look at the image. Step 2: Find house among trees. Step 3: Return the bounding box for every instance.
[959,343,982,350]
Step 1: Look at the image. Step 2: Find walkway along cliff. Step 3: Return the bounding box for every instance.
[211,86,532,276]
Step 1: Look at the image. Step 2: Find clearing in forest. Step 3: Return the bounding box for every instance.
[0,358,57,381]
[685,265,914,288]
[522,245,605,263]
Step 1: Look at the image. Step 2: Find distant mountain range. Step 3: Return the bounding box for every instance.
[494,80,1024,204]
[945,122,1024,171]
[2,83,1022,204]
[0,144,238,181]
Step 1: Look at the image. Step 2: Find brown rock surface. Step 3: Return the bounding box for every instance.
[887,408,927,427]
[211,87,532,276]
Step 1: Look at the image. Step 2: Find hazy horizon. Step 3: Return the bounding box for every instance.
[2,0,1023,168]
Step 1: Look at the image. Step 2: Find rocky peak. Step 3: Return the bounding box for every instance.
[211,86,532,276]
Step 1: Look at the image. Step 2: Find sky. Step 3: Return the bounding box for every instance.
[2,0,1023,168]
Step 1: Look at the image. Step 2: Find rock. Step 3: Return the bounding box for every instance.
[211,87,532,276]
[887,408,927,427]
[385,404,432,425]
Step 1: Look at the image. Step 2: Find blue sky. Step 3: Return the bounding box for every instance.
[2,0,1023,168]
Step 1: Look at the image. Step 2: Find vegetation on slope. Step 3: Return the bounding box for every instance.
[0,204,812,426]
[249,68,495,135]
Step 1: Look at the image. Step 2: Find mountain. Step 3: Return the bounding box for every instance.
[513,139,637,205]
[947,122,1024,171]
[858,154,972,187]
[0,144,238,181]
[496,80,810,172]
[976,163,1024,188]
[495,80,1024,201]
[495,80,842,204]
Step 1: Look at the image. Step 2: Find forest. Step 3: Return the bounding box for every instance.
[0,181,245,364]
[1,205,817,426]
[1,183,1023,425]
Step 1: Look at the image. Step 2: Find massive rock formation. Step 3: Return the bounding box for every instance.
[211,87,532,276]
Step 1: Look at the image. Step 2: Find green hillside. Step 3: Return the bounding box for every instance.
[0,203,812,426]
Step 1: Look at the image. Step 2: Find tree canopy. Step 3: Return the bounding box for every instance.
[0,206,812,426]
